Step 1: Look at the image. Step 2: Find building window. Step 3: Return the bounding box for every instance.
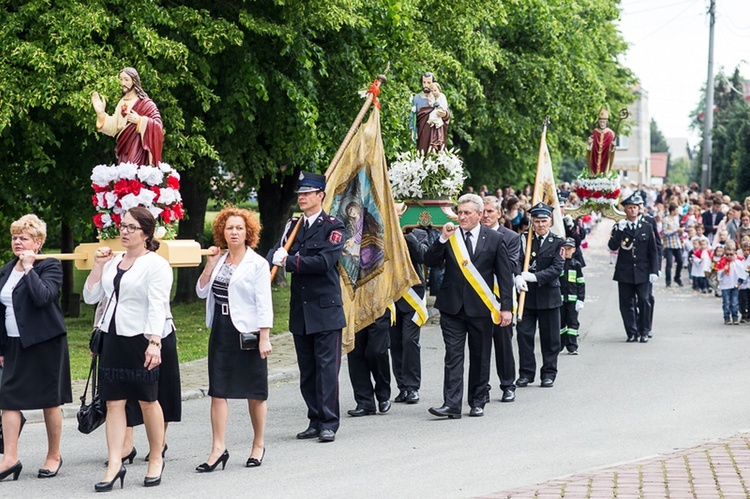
[616,135,629,150]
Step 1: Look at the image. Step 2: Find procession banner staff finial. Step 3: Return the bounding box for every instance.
[608,108,629,171]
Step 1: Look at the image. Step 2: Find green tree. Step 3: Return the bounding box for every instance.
[650,119,669,153]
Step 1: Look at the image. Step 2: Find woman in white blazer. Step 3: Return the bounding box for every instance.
[195,206,272,472]
[83,207,171,491]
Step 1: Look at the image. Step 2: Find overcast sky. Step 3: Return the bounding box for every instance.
[617,0,749,143]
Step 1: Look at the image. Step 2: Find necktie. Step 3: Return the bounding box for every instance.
[304,219,310,230]
[464,231,473,259]
[629,222,635,231]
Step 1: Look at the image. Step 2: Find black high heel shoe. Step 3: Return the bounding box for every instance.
[38,457,63,478]
[105,447,137,466]
[195,450,229,473]
[144,443,166,462]
[0,461,22,481]
[246,448,265,468]
[143,462,164,487]
[94,465,126,492]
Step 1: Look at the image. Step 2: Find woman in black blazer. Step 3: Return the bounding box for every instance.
[0,214,72,481]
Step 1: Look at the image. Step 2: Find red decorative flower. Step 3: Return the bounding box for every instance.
[92,194,99,208]
[93,213,105,229]
[166,175,180,190]
[592,190,602,199]
[172,202,184,220]
[162,208,173,224]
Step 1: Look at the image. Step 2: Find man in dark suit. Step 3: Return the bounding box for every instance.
[390,228,430,404]
[640,206,663,339]
[702,198,725,243]
[481,196,519,402]
[607,193,659,343]
[268,171,346,442]
[423,194,513,418]
[514,202,565,388]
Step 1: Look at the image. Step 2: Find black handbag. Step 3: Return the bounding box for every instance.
[89,293,115,355]
[239,331,260,350]
[77,356,107,434]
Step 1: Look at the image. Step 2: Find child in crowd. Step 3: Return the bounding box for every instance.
[739,243,750,322]
[427,82,448,128]
[738,215,750,244]
[717,242,747,325]
[710,245,724,297]
[712,229,729,250]
[559,238,585,355]
[690,239,711,293]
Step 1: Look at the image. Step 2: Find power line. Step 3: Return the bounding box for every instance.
[635,1,703,43]
[621,0,699,16]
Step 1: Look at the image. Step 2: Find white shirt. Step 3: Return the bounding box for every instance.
[196,248,273,332]
[0,270,25,338]
[304,210,322,228]
[83,252,173,338]
[439,224,481,244]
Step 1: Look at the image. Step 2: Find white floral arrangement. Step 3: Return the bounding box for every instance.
[575,170,621,207]
[389,149,466,200]
[91,162,184,240]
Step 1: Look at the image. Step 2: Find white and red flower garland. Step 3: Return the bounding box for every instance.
[574,171,621,207]
[91,162,184,240]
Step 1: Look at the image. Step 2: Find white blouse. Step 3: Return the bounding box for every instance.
[0,270,25,338]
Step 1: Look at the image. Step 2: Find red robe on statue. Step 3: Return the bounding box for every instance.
[587,127,615,175]
[114,98,164,166]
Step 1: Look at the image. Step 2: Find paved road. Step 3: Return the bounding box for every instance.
[6,220,750,498]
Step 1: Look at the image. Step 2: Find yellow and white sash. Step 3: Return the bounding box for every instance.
[448,232,502,324]
[388,288,429,328]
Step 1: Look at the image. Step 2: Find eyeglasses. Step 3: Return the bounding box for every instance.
[118,223,142,233]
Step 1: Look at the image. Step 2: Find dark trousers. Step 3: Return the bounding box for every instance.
[664,248,683,285]
[389,310,421,391]
[644,283,655,336]
[293,330,342,432]
[347,312,391,411]
[516,307,561,381]
[439,309,492,411]
[491,324,516,390]
[740,289,750,320]
[560,302,580,352]
[618,281,650,338]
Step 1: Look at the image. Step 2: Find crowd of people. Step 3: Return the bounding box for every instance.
[1,171,742,491]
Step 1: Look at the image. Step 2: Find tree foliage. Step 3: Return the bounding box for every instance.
[0,0,636,302]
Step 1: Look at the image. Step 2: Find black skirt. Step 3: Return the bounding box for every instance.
[208,303,268,400]
[125,332,182,426]
[0,335,72,410]
[99,332,159,402]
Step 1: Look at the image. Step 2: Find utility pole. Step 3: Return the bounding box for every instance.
[701,0,716,191]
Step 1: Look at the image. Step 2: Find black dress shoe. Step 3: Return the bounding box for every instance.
[143,462,164,487]
[0,461,22,482]
[195,450,229,473]
[639,336,649,343]
[469,407,484,417]
[318,429,335,442]
[394,390,407,403]
[501,389,516,402]
[626,336,637,342]
[144,443,167,462]
[245,448,265,468]
[428,405,462,419]
[405,390,420,404]
[296,427,320,440]
[541,378,554,388]
[347,407,375,417]
[516,377,532,387]
[38,457,63,478]
[94,464,125,492]
[378,400,391,413]
[105,447,137,466]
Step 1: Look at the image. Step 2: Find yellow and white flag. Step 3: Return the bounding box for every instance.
[324,108,421,353]
[531,127,565,238]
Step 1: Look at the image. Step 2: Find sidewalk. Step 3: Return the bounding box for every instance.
[484,432,750,498]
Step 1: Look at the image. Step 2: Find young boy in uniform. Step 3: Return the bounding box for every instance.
[559,238,585,355]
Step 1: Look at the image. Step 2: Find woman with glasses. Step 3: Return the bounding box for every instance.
[84,207,173,491]
[0,214,72,481]
[195,206,272,471]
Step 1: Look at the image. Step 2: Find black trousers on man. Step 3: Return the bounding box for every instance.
[491,324,516,391]
[517,307,560,381]
[664,248,683,286]
[293,329,342,432]
[618,281,650,339]
[389,310,421,392]
[440,309,492,411]
[347,311,391,411]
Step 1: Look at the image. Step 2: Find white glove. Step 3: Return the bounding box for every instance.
[575,301,584,312]
[514,275,528,292]
[649,273,658,283]
[563,214,574,227]
[272,247,288,266]
[617,219,628,230]
[521,271,537,283]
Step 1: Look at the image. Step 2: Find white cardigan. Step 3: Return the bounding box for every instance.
[196,248,273,333]
[83,252,173,338]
